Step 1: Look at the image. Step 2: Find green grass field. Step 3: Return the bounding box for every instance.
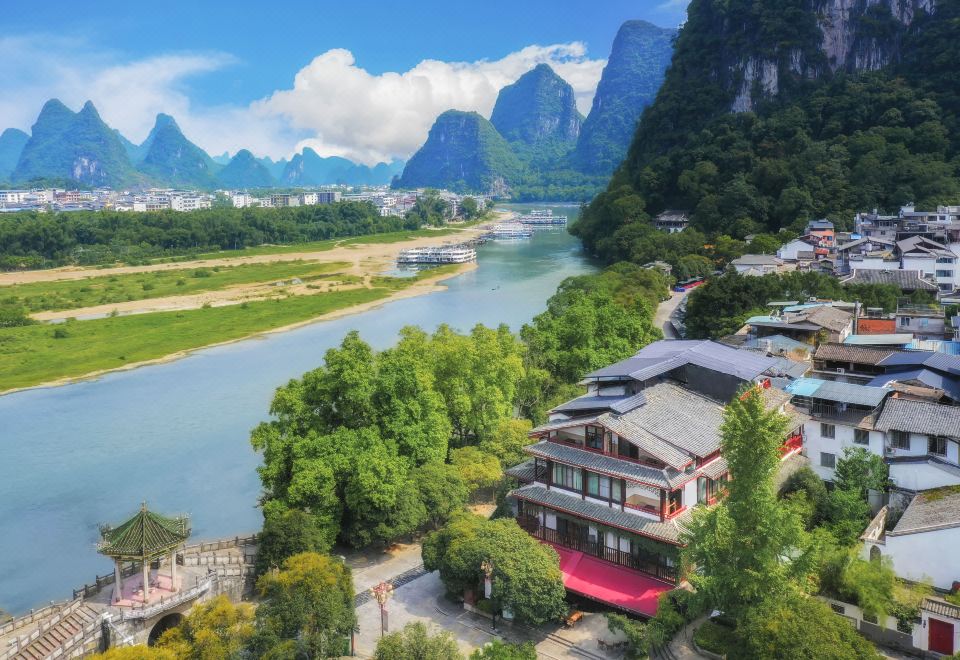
[0,288,392,391]
[2,260,352,313]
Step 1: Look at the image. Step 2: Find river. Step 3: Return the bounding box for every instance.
[0,204,596,613]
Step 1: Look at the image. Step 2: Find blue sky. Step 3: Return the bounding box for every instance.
[1,0,689,163]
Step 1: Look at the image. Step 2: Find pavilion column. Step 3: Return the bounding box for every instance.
[113,560,123,603]
[170,550,178,590]
[142,559,151,602]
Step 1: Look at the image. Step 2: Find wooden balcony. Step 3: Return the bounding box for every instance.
[780,432,803,458]
[517,515,678,584]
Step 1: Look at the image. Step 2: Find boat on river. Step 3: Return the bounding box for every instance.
[397,244,477,264]
[518,209,568,225]
[488,223,533,239]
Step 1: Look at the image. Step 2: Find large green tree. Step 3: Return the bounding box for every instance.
[422,513,567,626]
[251,553,356,658]
[373,622,461,660]
[682,387,816,618]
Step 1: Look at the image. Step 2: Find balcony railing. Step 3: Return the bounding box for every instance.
[780,432,803,457]
[517,515,678,584]
[546,437,668,470]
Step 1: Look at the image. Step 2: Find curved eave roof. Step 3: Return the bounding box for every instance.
[98,506,190,560]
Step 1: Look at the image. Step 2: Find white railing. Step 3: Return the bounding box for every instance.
[861,506,888,544]
[1,599,87,659]
[121,574,215,621]
[0,598,73,637]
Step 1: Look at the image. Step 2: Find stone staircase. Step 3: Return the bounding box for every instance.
[8,603,100,660]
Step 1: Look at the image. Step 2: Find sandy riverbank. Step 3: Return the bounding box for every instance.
[1,261,477,396]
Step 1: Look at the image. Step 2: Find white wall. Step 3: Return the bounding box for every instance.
[889,461,960,491]
[870,526,960,590]
[803,419,884,481]
[886,432,959,464]
[683,479,697,509]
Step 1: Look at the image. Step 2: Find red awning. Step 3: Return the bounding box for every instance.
[552,544,673,617]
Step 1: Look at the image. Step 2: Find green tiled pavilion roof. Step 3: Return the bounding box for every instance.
[98,504,190,559]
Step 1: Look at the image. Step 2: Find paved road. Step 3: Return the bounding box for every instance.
[655,291,688,339]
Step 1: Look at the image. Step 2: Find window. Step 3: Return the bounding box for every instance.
[821,452,836,469]
[890,430,910,450]
[937,270,954,278]
[929,435,948,456]
[900,316,911,327]
[854,429,870,446]
[586,473,613,499]
[821,423,836,439]
[585,425,603,451]
[551,463,582,492]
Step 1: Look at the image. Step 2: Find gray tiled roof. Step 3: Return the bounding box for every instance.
[524,440,688,489]
[505,460,537,482]
[889,486,960,536]
[551,392,647,415]
[923,598,960,620]
[732,254,783,266]
[585,340,777,384]
[700,457,729,480]
[597,383,726,468]
[802,306,854,333]
[511,484,689,544]
[840,269,938,291]
[875,398,960,437]
[815,343,899,366]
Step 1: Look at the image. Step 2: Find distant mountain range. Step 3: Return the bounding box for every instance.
[1,105,403,190]
[398,19,676,199]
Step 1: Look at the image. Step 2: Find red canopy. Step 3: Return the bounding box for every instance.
[552,544,673,617]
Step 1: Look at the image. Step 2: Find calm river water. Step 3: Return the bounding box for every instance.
[0,205,596,613]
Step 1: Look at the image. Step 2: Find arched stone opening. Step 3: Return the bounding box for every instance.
[869,545,881,563]
[148,612,183,646]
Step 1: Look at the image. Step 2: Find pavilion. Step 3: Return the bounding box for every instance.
[97,503,191,605]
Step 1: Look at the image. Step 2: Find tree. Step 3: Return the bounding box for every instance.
[479,418,533,469]
[255,501,337,574]
[682,387,815,619]
[373,622,461,660]
[459,197,480,220]
[414,461,469,529]
[252,553,356,659]
[834,447,888,497]
[450,447,503,493]
[156,595,255,659]
[738,594,881,660]
[422,513,567,625]
[780,466,829,528]
[470,640,537,659]
[344,437,426,547]
[824,487,871,546]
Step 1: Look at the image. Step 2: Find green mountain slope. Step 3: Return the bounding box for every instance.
[490,63,582,161]
[573,20,675,174]
[12,100,137,187]
[396,110,521,192]
[0,128,29,180]
[137,114,219,188]
[574,0,959,261]
[217,149,276,188]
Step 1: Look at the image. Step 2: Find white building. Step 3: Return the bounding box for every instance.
[170,196,212,212]
[730,254,785,275]
[231,193,256,208]
[776,238,816,262]
[875,398,960,492]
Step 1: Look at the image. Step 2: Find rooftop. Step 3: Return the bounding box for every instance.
[814,343,899,366]
[844,334,914,346]
[524,440,688,489]
[889,486,960,536]
[584,340,778,383]
[875,397,960,437]
[731,254,783,266]
[98,504,190,560]
[839,269,938,292]
[785,377,889,407]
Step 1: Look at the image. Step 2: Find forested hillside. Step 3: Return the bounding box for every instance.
[574,0,960,262]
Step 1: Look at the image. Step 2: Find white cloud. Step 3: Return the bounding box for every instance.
[258,43,605,164]
[0,35,606,165]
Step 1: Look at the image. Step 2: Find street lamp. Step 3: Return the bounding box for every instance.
[371,581,394,637]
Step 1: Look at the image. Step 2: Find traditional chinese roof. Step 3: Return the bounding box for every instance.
[505,460,538,482]
[840,269,938,292]
[98,504,190,560]
[814,343,899,366]
[875,398,960,437]
[584,340,777,384]
[511,484,690,544]
[525,440,688,489]
[888,486,960,536]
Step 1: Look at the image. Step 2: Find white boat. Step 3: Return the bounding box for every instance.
[488,223,533,239]
[517,209,567,225]
[397,245,477,264]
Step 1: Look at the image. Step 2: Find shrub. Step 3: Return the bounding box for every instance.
[694,620,738,656]
[52,327,69,339]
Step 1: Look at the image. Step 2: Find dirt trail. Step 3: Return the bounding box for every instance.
[0,225,489,286]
